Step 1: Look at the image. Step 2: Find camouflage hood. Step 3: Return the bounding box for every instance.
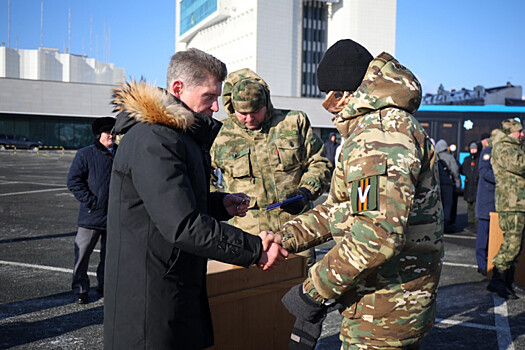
[222,68,274,128]
[112,80,195,135]
[332,52,422,138]
[490,128,508,147]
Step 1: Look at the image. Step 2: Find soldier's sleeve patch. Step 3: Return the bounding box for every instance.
[345,153,386,213]
[351,176,378,212]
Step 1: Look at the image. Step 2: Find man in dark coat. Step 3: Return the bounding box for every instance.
[67,116,116,304]
[104,48,287,350]
[435,139,460,233]
[323,131,340,167]
[460,141,480,232]
[475,132,496,276]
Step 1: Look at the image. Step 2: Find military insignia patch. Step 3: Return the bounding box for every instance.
[482,153,490,161]
[351,176,378,212]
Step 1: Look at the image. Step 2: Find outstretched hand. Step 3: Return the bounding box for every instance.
[224,193,250,217]
[257,231,288,271]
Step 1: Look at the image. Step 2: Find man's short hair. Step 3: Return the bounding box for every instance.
[166,48,227,91]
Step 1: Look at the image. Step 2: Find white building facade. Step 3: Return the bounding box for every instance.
[0,46,125,148]
[0,46,125,85]
[175,0,397,134]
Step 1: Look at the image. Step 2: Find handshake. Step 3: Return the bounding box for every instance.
[257,231,289,271]
[224,193,290,270]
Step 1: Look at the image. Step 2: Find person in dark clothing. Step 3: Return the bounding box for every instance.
[323,131,340,167]
[67,117,116,304]
[435,139,461,233]
[460,141,481,232]
[103,48,288,350]
[475,133,496,276]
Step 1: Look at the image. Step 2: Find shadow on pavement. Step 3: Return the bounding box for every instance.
[0,232,76,245]
[0,305,103,349]
[0,290,102,320]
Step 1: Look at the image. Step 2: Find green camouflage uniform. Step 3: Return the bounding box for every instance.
[279,52,444,348]
[490,124,525,270]
[210,68,331,237]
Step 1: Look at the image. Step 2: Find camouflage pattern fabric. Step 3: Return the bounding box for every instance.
[490,128,525,213]
[493,212,525,270]
[231,79,267,113]
[490,126,525,270]
[279,52,444,348]
[210,68,332,235]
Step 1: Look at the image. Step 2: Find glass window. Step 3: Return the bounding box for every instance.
[180,0,218,35]
[301,0,327,98]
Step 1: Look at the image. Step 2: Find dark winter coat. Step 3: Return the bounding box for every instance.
[323,131,340,166]
[435,139,461,188]
[460,150,480,203]
[67,140,115,230]
[475,146,495,220]
[104,81,263,350]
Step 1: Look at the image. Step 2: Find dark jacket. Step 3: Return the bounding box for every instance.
[67,141,115,230]
[323,132,340,166]
[435,139,461,188]
[104,81,263,350]
[460,150,480,202]
[476,146,495,220]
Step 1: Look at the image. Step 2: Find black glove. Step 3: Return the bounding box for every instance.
[281,188,312,215]
[281,283,326,322]
[282,284,331,350]
[288,302,344,350]
[289,318,325,350]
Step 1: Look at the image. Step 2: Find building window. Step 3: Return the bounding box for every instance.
[179,0,218,35]
[301,0,327,98]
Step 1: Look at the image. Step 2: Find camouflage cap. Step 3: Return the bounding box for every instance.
[231,79,267,113]
[501,118,523,134]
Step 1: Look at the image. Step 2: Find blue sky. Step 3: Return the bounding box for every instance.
[1,0,524,97]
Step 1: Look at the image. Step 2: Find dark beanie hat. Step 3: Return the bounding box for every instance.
[317,39,373,92]
[480,133,490,140]
[92,117,116,136]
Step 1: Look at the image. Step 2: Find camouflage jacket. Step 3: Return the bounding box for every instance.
[210,68,332,234]
[491,129,525,212]
[280,53,444,347]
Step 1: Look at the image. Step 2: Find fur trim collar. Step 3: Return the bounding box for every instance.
[112,80,195,130]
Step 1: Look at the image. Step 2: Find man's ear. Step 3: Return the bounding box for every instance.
[171,80,183,98]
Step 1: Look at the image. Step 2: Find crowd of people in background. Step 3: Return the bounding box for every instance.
[433,121,524,301]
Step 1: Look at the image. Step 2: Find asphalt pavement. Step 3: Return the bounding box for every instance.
[0,150,524,349]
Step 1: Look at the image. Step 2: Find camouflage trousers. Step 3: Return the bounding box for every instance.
[341,341,420,350]
[493,211,525,270]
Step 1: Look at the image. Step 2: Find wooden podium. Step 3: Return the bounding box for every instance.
[487,212,525,286]
[206,255,306,350]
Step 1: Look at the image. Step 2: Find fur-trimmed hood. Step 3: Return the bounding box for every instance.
[112,80,222,149]
[112,80,195,135]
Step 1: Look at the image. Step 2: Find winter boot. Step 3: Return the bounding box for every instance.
[487,268,512,300]
[504,266,519,299]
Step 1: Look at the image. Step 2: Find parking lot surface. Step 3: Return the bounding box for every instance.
[0,150,524,349]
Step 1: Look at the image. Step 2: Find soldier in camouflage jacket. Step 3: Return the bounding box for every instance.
[210,68,332,267]
[277,39,444,349]
[487,119,525,300]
